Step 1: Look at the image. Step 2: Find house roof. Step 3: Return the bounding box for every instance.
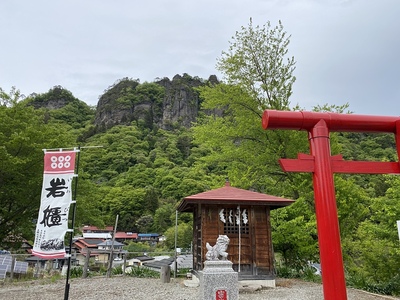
[115,232,138,239]
[98,240,124,247]
[82,225,114,232]
[177,181,294,212]
[73,238,105,249]
[138,233,159,237]
[142,257,175,270]
[83,232,112,239]
[133,255,155,262]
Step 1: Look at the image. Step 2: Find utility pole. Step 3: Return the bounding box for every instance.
[106,214,119,278]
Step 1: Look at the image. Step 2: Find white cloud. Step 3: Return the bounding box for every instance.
[0,0,399,115]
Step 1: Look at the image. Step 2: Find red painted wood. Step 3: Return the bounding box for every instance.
[280,158,400,174]
[332,160,400,174]
[262,110,400,300]
[279,157,314,172]
[262,110,400,133]
[309,120,347,300]
[396,121,400,164]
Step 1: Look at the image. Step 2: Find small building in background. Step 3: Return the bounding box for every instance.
[81,225,114,239]
[81,226,138,244]
[72,238,104,265]
[177,181,294,283]
[115,232,138,244]
[137,233,159,243]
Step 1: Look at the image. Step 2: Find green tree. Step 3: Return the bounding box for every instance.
[74,176,107,229]
[345,176,400,287]
[101,187,147,231]
[193,19,306,197]
[163,222,193,251]
[192,19,324,272]
[124,241,151,256]
[143,186,159,214]
[135,215,154,233]
[217,18,296,110]
[0,86,24,106]
[25,86,95,129]
[0,87,75,248]
[271,191,318,267]
[152,199,176,233]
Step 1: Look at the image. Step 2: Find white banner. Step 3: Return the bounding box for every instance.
[32,150,77,259]
[397,220,400,241]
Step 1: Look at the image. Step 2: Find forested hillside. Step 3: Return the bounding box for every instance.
[0,20,399,295]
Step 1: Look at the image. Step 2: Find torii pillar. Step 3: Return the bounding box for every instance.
[262,110,400,300]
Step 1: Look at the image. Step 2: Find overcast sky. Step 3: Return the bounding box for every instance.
[1,0,399,116]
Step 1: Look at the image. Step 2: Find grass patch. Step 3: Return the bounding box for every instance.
[125,266,159,278]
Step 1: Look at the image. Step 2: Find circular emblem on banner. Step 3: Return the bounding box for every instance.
[50,155,72,169]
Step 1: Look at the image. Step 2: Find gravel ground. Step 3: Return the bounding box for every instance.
[0,276,399,300]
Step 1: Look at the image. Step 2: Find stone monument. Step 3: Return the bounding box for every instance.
[199,235,238,300]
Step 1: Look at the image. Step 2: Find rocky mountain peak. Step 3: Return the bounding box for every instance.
[94,74,219,130]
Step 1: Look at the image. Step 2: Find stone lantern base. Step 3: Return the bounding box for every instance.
[199,260,238,300]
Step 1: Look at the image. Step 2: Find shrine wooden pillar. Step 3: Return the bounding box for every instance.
[262,110,400,300]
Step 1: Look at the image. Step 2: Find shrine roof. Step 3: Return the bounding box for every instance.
[177,181,294,212]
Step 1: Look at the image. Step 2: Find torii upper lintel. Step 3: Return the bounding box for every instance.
[262,109,400,133]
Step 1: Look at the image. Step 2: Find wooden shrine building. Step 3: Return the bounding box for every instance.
[177,181,294,281]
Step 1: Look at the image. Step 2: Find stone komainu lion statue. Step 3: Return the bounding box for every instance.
[205,235,230,261]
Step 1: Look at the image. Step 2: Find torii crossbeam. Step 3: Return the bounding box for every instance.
[262,110,400,300]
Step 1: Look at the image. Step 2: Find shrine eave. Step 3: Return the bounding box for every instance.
[177,199,294,212]
[177,182,294,212]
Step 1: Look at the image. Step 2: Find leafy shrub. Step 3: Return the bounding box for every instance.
[276,262,321,283]
[276,265,298,278]
[70,267,83,278]
[176,268,191,276]
[112,265,123,275]
[347,273,400,296]
[125,266,159,278]
[301,266,321,283]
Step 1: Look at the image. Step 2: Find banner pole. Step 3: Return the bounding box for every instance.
[64,146,81,300]
[238,205,241,273]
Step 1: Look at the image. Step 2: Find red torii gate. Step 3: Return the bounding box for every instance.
[262,110,400,300]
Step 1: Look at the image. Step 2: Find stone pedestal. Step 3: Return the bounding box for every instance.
[199,260,238,300]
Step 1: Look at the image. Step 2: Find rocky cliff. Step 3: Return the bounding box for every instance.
[27,74,220,132]
[94,73,219,130]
